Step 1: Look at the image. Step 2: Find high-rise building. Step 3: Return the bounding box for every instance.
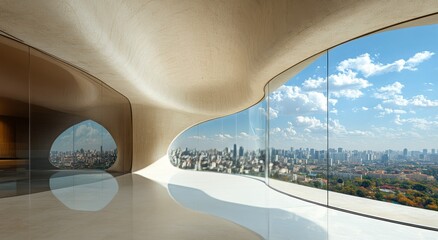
[1,2,436,239]
[239,146,244,157]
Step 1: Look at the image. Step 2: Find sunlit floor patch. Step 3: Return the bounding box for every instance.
[137,156,438,240]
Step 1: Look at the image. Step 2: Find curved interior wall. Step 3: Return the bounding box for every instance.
[169,19,438,230]
[0,34,132,197]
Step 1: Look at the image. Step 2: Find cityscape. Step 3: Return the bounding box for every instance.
[170,145,438,211]
[169,24,438,213]
[50,147,118,169]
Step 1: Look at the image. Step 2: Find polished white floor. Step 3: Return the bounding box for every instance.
[138,156,438,240]
[0,169,261,240]
[1,157,437,240]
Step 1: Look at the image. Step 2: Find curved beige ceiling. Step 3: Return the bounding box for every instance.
[1,0,438,170]
[1,0,437,115]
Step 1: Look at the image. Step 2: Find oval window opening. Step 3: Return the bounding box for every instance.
[49,120,117,169]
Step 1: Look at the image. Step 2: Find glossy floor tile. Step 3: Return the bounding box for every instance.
[0,171,261,240]
[138,156,438,240]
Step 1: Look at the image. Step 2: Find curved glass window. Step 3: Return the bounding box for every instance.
[50,120,117,169]
[170,20,438,229]
[170,100,267,178]
[0,33,131,199]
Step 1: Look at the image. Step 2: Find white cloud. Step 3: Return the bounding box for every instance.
[382,94,438,107]
[328,98,338,106]
[410,95,438,107]
[371,126,422,139]
[328,119,375,138]
[374,82,438,107]
[285,122,297,137]
[270,85,327,114]
[269,107,279,119]
[373,82,409,106]
[329,119,347,135]
[296,116,325,130]
[237,131,259,141]
[270,127,281,134]
[374,104,384,110]
[302,77,325,89]
[270,122,297,140]
[331,89,364,99]
[214,134,233,140]
[347,130,374,137]
[374,82,404,99]
[336,51,434,77]
[374,104,407,116]
[239,132,249,138]
[330,70,372,89]
[51,121,117,152]
[189,135,207,140]
[72,122,110,151]
[394,115,438,130]
[302,71,372,99]
[75,124,100,139]
[384,95,409,106]
[406,51,435,68]
[259,107,279,119]
[352,107,369,112]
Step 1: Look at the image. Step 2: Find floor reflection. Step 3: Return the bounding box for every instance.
[49,171,118,211]
[0,170,122,198]
[153,157,438,240]
[0,173,261,240]
[169,184,327,240]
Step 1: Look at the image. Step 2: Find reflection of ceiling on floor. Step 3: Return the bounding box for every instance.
[0,173,262,240]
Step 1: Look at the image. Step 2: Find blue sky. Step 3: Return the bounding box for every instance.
[173,24,438,152]
[51,120,117,152]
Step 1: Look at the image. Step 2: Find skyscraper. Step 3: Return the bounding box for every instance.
[233,144,237,161]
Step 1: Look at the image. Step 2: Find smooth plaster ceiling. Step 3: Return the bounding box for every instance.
[1,0,437,116]
[1,0,438,170]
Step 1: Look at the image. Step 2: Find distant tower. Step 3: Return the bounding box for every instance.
[239,146,244,157]
[224,147,229,154]
[233,144,237,161]
[403,148,408,158]
[100,145,103,163]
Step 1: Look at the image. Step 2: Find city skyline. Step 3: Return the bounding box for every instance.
[173,144,438,160]
[51,120,117,152]
[172,24,438,151]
